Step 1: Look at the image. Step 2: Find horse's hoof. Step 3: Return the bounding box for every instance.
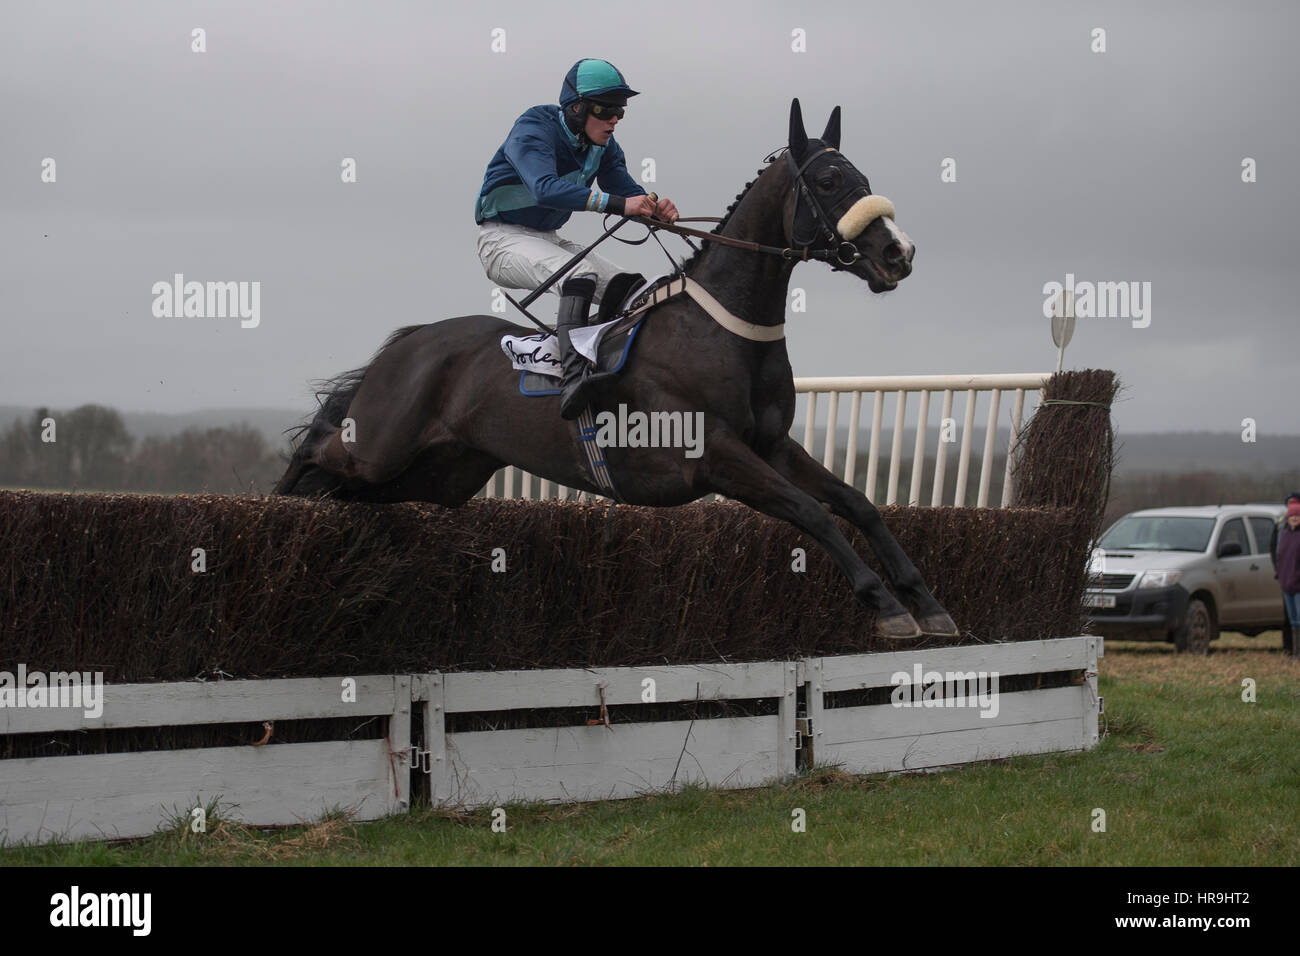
[917,612,960,637]
[875,612,923,640]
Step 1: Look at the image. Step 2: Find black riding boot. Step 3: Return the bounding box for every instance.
[556,274,618,420]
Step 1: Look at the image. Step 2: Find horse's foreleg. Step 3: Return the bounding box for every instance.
[697,432,922,640]
[767,437,958,637]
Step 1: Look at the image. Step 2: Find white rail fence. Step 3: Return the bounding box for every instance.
[1,637,1101,844]
[484,373,1052,507]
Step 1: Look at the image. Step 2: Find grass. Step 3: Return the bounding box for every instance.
[4,633,1297,866]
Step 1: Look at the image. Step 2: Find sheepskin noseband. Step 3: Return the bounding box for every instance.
[836,195,896,241]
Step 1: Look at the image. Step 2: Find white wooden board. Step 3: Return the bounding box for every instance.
[817,715,1087,774]
[0,739,401,846]
[439,661,792,713]
[822,683,1085,739]
[0,675,401,735]
[433,716,784,807]
[815,683,1095,773]
[812,638,1094,694]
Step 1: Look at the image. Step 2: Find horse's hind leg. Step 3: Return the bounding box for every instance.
[309,424,417,485]
[273,458,303,495]
[278,400,502,505]
[424,446,504,506]
[273,446,315,495]
[344,443,503,507]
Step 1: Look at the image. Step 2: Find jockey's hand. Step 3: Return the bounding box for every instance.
[623,194,659,219]
[652,197,679,224]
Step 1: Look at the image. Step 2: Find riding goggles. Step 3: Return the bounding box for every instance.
[587,102,625,119]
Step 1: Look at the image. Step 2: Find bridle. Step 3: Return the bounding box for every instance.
[630,147,892,270]
[785,146,876,270]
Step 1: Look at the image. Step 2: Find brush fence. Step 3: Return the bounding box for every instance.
[1,638,1100,845]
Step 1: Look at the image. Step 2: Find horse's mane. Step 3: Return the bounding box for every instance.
[678,152,784,274]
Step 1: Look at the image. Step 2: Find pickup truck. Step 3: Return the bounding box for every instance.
[1084,504,1288,653]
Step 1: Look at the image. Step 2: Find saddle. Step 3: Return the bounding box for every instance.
[502,273,675,397]
[496,271,777,502]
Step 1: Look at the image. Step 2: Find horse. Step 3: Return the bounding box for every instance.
[273,98,958,641]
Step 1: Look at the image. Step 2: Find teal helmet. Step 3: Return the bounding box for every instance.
[559,59,639,108]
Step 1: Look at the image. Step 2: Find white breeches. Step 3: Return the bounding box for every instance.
[476,221,626,303]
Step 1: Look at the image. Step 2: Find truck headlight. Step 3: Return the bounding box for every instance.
[1137,570,1181,589]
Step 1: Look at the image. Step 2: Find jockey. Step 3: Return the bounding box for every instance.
[474,58,678,419]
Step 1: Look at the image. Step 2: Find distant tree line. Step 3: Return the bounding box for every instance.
[3,404,1295,511]
[0,405,288,493]
[840,450,1298,526]
[1103,470,1300,531]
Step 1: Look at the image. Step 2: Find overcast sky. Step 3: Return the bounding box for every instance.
[3,0,1297,446]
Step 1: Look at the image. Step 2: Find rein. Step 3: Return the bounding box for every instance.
[630,214,819,262]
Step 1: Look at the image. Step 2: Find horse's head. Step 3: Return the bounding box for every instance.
[783,98,914,293]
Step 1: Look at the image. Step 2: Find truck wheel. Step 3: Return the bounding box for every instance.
[1174,598,1216,655]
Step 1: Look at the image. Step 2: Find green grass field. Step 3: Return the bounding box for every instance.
[5,633,1297,866]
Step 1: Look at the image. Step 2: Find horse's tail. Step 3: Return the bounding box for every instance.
[273,325,425,495]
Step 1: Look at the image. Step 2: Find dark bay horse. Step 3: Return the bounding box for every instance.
[274,99,958,640]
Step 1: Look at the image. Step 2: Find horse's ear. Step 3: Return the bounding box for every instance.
[822,106,841,150]
[789,98,809,160]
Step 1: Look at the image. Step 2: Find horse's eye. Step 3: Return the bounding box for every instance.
[817,168,842,191]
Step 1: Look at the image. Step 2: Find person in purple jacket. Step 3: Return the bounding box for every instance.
[1269,490,1300,653]
[474,59,679,418]
[1276,500,1300,637]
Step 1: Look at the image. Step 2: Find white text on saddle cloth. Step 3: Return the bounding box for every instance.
[500,320,615,376]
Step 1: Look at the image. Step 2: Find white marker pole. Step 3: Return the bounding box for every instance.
[1051,289,1076,372]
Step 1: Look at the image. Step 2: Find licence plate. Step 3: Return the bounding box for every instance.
[1083,594,1117,609]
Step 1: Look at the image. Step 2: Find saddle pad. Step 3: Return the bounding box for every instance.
[517,318,645,396]
[499,273,665,376]
[502,319,609,376]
